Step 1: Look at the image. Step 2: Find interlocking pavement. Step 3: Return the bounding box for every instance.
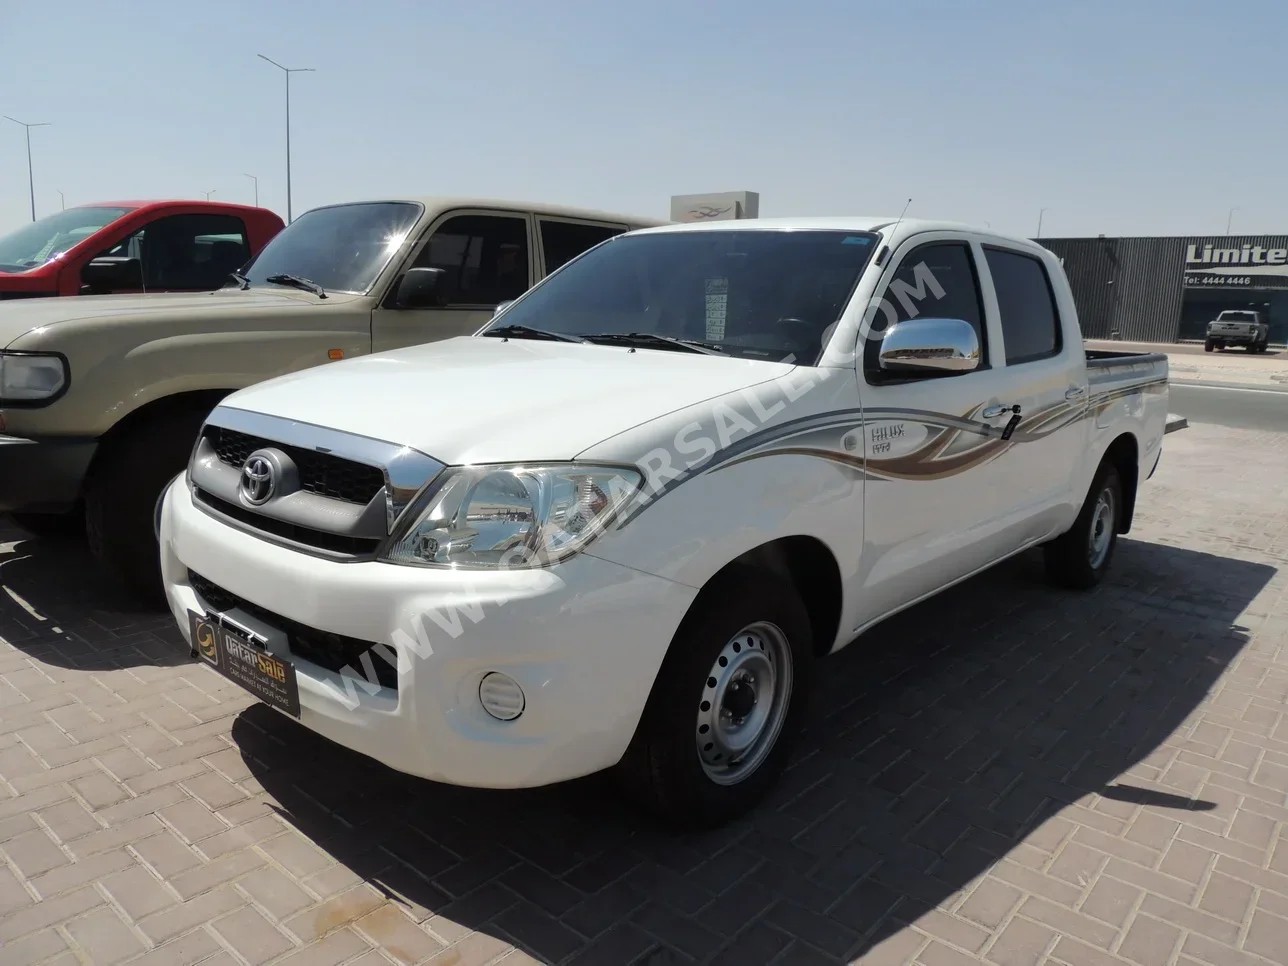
[1,420,1286,965]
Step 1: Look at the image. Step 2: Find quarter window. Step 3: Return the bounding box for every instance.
[539,220,623,275]
[985,248,1062,364]
[413,214,529,306]
[866,242,986,373]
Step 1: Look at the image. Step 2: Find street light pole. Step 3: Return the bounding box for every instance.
[1226,206,1240,235]
[257,54,315,223]
[1037,208,1048,238]
[202,190,216,201]
[243,173,259,207]
[57,190,64,210]
[4,116,51,222]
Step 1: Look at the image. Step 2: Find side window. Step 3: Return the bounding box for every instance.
[539,220,623,275]
[412,214,529,306]
[865,241,986,374]
[96,214,250,290]
[984,248,1062,365]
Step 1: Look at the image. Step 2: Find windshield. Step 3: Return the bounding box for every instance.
[240,202,422,295]
[481,229,880,362]
[0,206,133,273]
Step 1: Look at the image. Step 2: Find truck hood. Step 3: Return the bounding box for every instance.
[218,336,792,465]
[0,288,343,349]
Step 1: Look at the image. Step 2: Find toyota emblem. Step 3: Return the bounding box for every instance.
[239,454,276,506]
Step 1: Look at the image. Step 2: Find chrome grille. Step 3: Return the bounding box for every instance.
[188,406,444,559]
[207,426,385,505]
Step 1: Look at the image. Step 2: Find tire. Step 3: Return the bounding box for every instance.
[85,408,207,606]
[8,508,85,539]
[1204,340,1214,352]
[1044,461,1123,590]
[617,566,814,828]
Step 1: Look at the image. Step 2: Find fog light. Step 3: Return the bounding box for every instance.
[479,672,525,721]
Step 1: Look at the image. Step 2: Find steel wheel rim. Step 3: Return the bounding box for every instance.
[696,621,794,786]
[1088,485,1115,569]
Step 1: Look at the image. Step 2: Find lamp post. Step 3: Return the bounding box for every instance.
[1226,206,1240,235]
[4,116,51,222]
[1036,207,1048,238]
[202,190,216,201]
[57,190,64,210]
[257,54,315,223]
[243,173,259,207]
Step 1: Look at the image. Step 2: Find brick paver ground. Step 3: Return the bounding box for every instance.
[1,420,1286,965]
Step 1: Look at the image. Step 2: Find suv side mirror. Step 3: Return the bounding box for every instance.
[392,267,447,309]
[80,256,143,293]
[878,318,981,375]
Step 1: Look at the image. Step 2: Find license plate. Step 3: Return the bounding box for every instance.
[188,610,301,717]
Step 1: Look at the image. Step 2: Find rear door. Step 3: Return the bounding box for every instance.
[976,243,1087,542]
[371,208,533,352]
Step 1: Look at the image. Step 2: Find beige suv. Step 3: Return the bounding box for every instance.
[0,197,665,601]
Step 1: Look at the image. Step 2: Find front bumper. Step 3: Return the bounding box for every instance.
[158,478,698,789]
[0,434,97,513]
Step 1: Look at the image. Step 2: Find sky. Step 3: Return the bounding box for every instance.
[2,0,1286,239]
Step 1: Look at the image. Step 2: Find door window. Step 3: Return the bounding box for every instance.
[984,247,1062,365]
[539,220,623,275]
[865,241,987,374]
[413,214,529,306]
[97,214,250,290]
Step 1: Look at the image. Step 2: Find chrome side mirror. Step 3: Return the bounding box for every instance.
[878,318,980,374]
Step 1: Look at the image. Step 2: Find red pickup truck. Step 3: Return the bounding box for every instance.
[0,201,285,300]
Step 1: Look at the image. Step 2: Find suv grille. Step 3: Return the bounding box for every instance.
[207,426,386,505]
[188,571,398,691]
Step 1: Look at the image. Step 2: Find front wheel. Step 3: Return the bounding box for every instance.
[85,409,208,606]
[1044,461,1122,590]
[617,566,813,828]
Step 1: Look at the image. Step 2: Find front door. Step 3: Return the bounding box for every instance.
[82,213,252,295]
[372,210,533,353]
[852,234,1018,629]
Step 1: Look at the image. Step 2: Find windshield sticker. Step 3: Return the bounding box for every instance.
[705,277,728,341]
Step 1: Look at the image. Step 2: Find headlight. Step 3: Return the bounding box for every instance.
[0,352,68,404]
[383,463,642,569]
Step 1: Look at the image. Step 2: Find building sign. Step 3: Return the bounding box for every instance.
[1184,242,1288,289]
[670,191,760,224]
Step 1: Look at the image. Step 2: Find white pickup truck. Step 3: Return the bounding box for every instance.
[156,217,1173,827]
[1205,309,1270,352]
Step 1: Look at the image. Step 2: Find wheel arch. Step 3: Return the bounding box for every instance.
[682,535,843,659]
[84,389,232,485]
[1099,431,1140,534]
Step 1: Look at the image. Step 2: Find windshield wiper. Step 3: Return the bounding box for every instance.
[582,332,728,355]
[483,324,589,344]
[227,271,250,290]
[265,273,326,298]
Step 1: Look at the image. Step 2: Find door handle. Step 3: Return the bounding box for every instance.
[1065,386,1087,399]
[982,404,1011,418]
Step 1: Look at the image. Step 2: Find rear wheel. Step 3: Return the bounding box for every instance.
[85,408,207,606]
[617,566,813,828]
[1044,461,1122,590]
[1204,340,1215,352]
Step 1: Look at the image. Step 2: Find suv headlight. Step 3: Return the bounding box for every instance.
[0,351,69,404]
[383,463,642,569]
